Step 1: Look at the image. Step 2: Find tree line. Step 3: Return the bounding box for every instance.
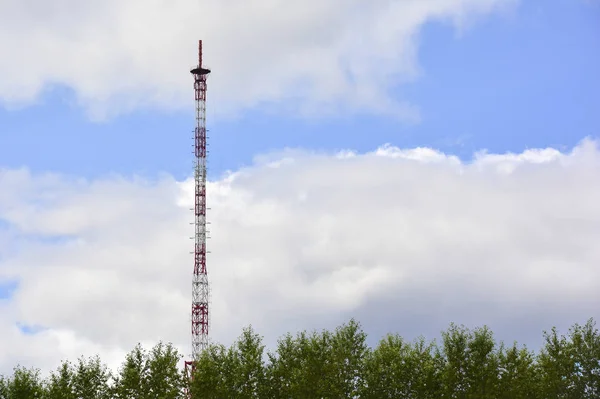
[1,318,599,398]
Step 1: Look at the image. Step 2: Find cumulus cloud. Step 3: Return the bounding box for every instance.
[0,0,516,119]
[1,139,600,375]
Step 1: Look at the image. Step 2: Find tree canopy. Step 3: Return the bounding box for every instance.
[1,318,599,398]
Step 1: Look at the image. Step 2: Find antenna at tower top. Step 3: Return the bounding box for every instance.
[191,40,211,75]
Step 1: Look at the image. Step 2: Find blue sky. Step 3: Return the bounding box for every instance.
[1,0,598,181]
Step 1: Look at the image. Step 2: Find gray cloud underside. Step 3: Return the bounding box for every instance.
[1,140,599,375]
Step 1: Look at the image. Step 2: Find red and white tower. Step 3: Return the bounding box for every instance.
[185,40,211,381]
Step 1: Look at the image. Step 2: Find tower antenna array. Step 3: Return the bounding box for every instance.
[185,39,211,387]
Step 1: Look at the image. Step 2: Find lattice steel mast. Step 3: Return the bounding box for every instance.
[185,40,211,381]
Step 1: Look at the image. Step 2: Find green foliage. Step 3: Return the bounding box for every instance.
[189,343,231,398]
[113,342,183,399]
[328,319,369,397]
[361,333,443,398]
[232,326,266,398]
[538,326,578,398]
[537,319,600,399]
[264,320,369,398]
[191,326,266,398]
[293,329,333,397]
[1,366,44,399]
[363,334,415,398]
[113,344,148,399]
[264,333,298,398]
[0,376,7,399]
[464,325,499,398]
[1,319,599,398]
[72,356,112,399]
[497,342,539,399]
[440,324,500,398]
[441,323,470,397]
[146,342,184,398]
[569,319,600,398]
[45,361,76,399]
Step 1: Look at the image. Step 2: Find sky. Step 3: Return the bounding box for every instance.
[0,0,599,375]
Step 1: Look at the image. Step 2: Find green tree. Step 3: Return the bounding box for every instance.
[410,337,444,398]
[497,342,540,399]
[191,328,265,399]
[361,334,413,398]
[72,356,111,399]
[537,326,577,399]
[441,323,471,398]
[0,375,8,399]
[464,326,499,398]
[146,342,184,399]
[231,327,266,398]
[361,335,442,399]
[190,343,232,398]
[264,333,300,399]
[267,328,334,398]
[295,329,333,398]
[568,319,600,398]
[45,361,76,399]
[327,319,369,397]
[1,366,45,399]
[440,324,500,398]
[113,344,149,399]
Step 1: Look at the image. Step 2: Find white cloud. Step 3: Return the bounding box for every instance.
[1,139,600,375]
[0,0,516,120]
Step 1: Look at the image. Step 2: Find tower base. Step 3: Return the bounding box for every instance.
[184,360,195,397]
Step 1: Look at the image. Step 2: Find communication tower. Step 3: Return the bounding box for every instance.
[184,39,211,388]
